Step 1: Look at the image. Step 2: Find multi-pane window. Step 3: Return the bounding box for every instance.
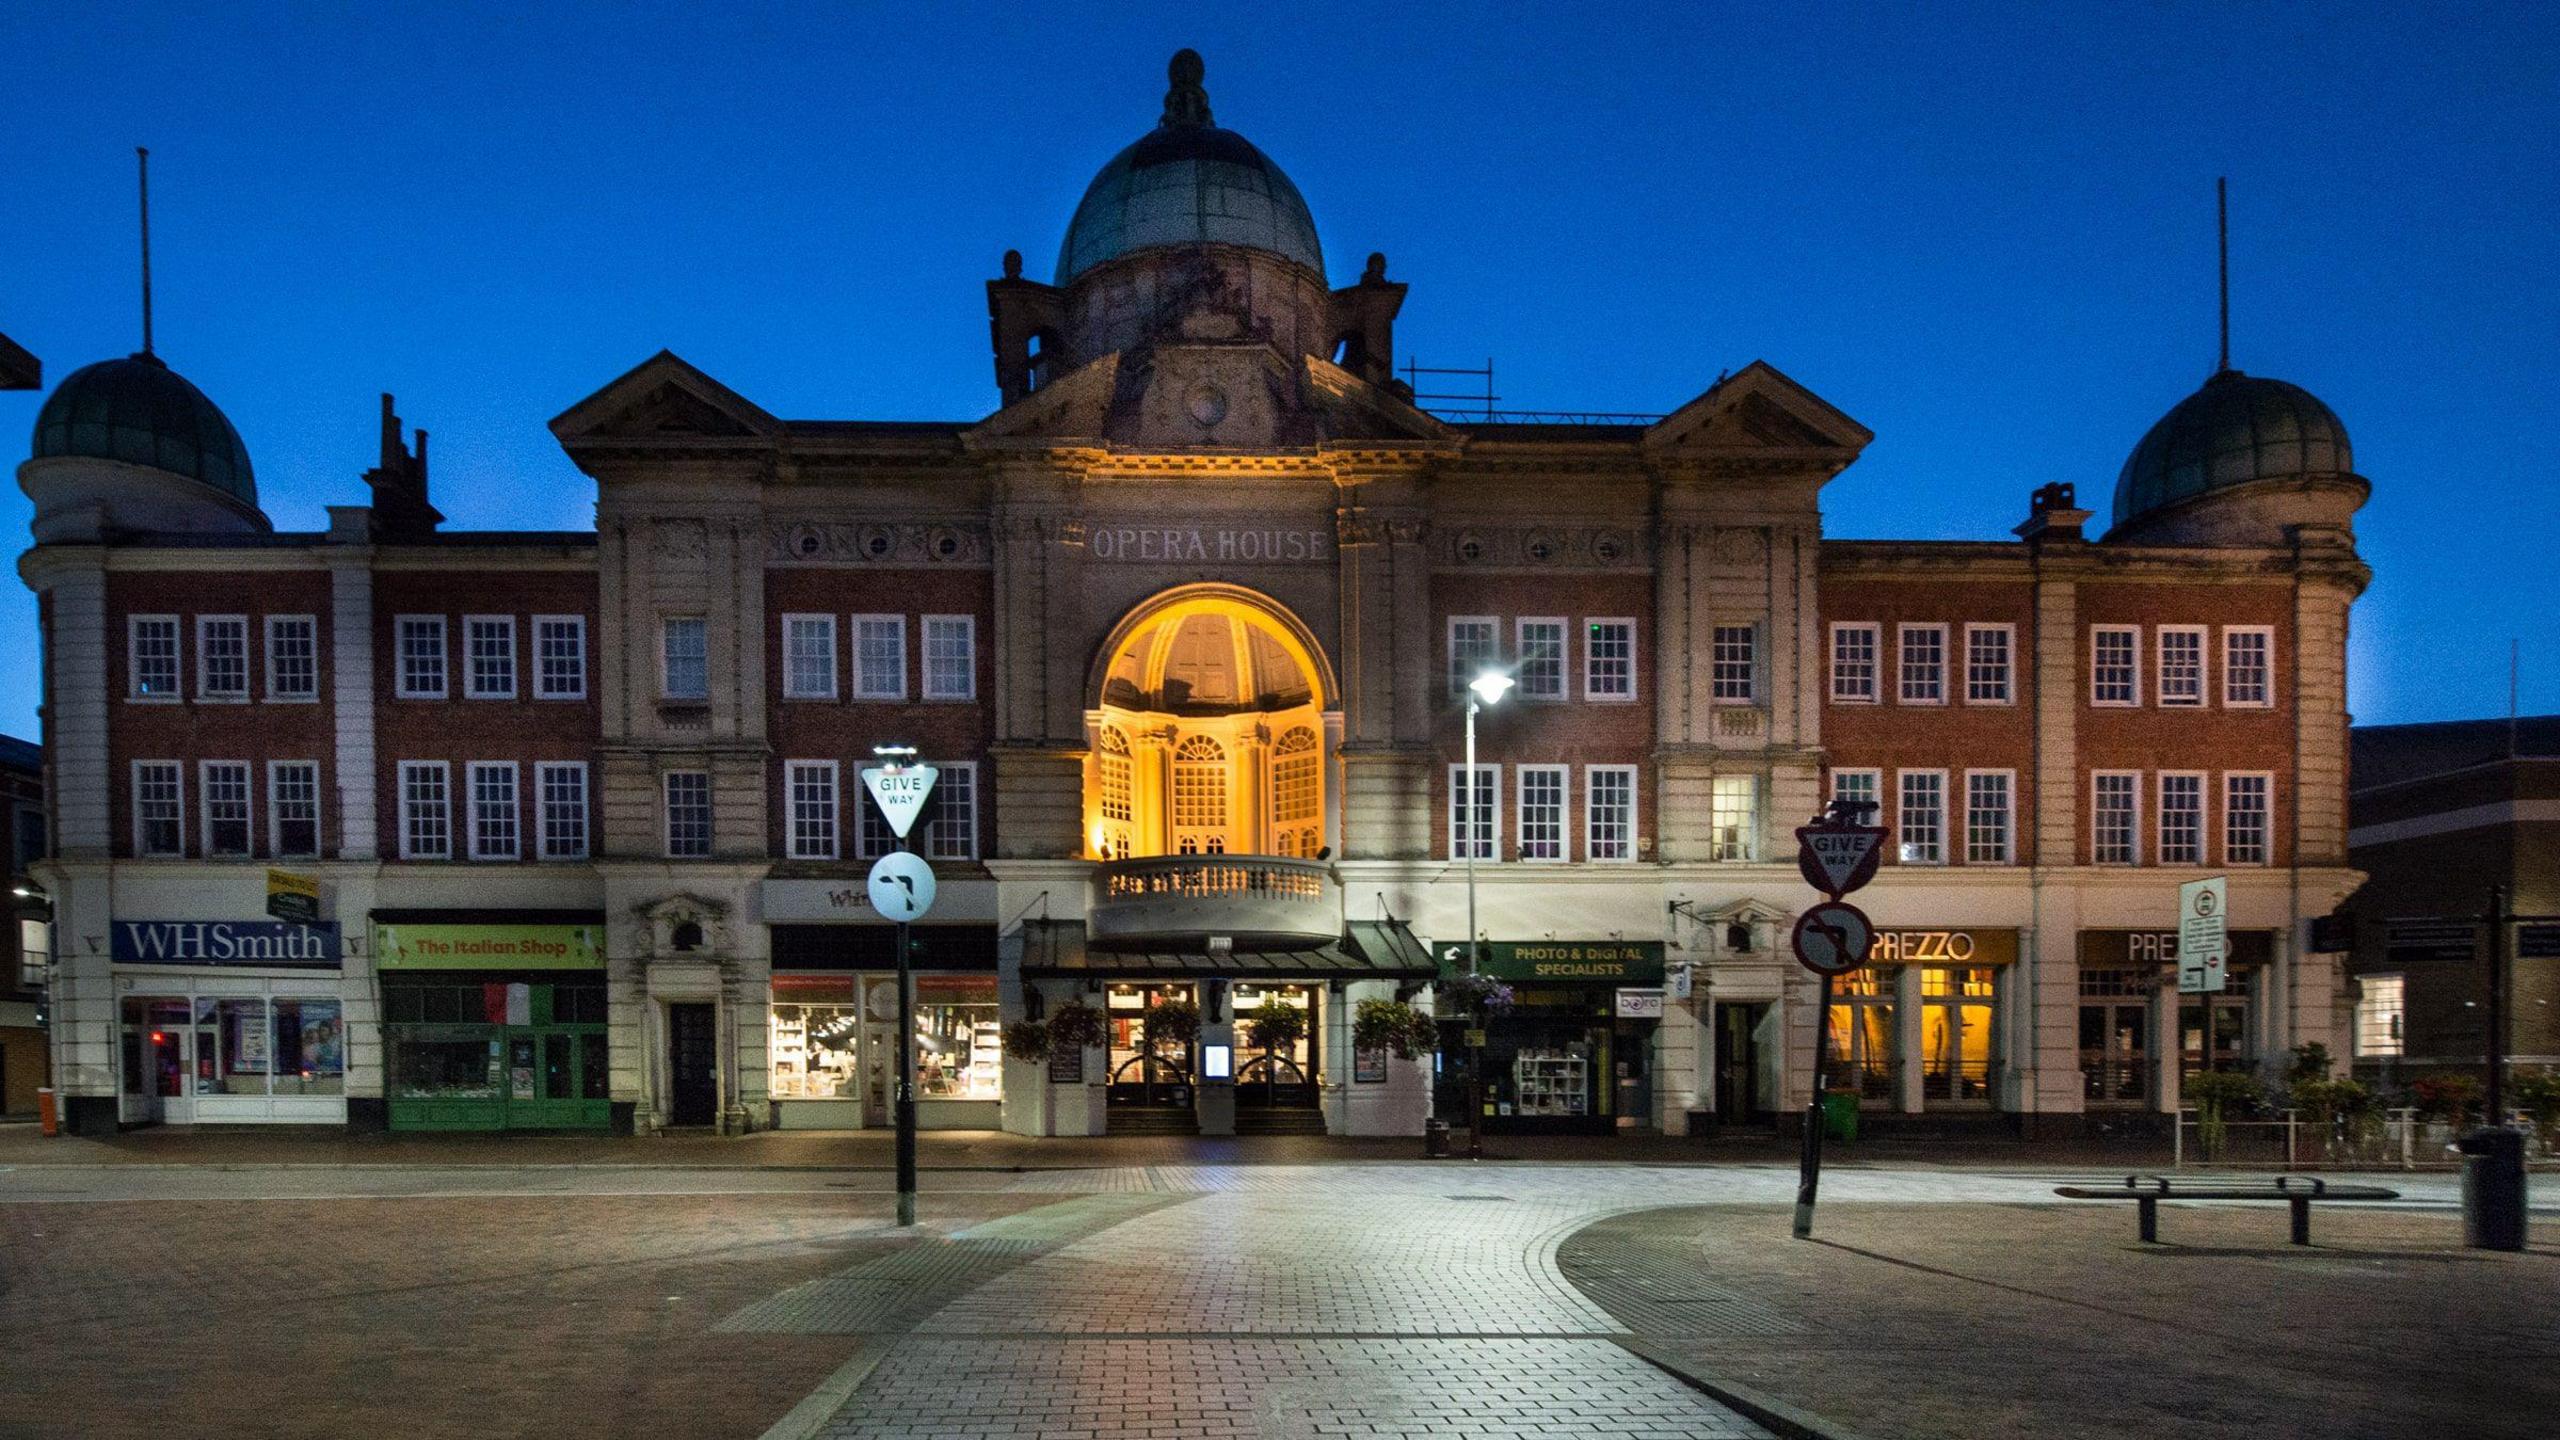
[1585,619,1635,700]
[858,787,897,860]
[1171,735,1228,853]
[783,615,837,700]
[1830,623,1879,703]
[265,616,318,700]
[854,615,906,700]
[2225,773,2271,865]
[1448,617,1499,697]
[465,616,517,699]
[1449,763,1499,860]
[662,617,708,700]
[2224,627,2273,708]
[1518,766,1566,861]
[198,616,249,700]
[2354,974,2405,1058]
[133,761,184,856]
[1898,625,1946,704]
[2158,626,2206,708]
[468,761,521,860]
[665,771,713,858]
[1097,727,1134,825]
[1586,765,1636,862]
[925,762,977,860]
[924,615,976,701]
[269,760,321,858]
[2091,626,2139,706]
[1831,768,1881,823]
[200,761,252,856]
[786,760,839,859]
[1965,771,2013,864]
[2158,772,2204,864]
[2092,771,2140,864]
[1709,774,1758,861]
[1711,625,1757,703]
[130,615,181,699]
[1897,770,1945,864]
[1965,624,2012,704]
[1517,619,1565,700]
[1272,725,1321,847]
[534,616,587,699]
[397,616,448,698]
[399,761,452,860]
[536,762,589,860]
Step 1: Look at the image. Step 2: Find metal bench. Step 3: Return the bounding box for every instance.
[2054,1174,2400,1245]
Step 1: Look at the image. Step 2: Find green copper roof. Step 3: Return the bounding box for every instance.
[2112,369,2349,532]
[32,352,256,506]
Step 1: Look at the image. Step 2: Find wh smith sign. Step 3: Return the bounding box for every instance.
[113,920,342,969]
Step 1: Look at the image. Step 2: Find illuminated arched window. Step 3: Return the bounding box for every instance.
[1098,727,1133,823]
[1273,726,1320,829]
[1172,734,1227,854]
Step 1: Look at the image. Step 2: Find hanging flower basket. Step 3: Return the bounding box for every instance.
[1045,999,1109,1054]
[1353,999,1439,1059]
[1002,1020,1051,1062]
[1142,998,1202,1051]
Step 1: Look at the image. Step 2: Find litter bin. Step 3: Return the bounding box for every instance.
[37,1086,58,1137]
[1424,1117,1451,1158]
[1822,1090,1859,1143]
[2457,1127,2527,1251]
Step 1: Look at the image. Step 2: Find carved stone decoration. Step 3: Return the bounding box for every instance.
[637,893,731,961]
[1713,528,1769,567]
[1429,525,1649,568]
[764,520,992,565]
[652,519,708,561]
[1336,513,1380,547]
[1386,519,1427,546]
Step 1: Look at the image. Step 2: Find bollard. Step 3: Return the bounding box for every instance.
[1424,1117,1450,1159]
[2458,1127,2527,1251]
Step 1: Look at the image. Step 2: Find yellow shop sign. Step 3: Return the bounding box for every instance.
[374,923,603,970]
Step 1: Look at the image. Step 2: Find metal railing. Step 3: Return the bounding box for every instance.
[1094,854,1329,904]
[2173,1106,2560,1170]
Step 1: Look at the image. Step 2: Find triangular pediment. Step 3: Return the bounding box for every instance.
[967,352,1121,442]
[1645,360,1872,458]
[549,350,780,443]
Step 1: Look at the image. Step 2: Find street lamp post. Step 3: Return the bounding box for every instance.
[1462,669,1512,1160]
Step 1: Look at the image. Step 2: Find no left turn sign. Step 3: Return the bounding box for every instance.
[1791,901,1876,977]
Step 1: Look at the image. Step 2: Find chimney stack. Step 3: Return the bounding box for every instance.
[364,393,443,541]
[2013,481,2091,544]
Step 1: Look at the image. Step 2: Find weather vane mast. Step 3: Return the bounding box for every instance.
[2216,175,2230,374]
[137,145,154,356]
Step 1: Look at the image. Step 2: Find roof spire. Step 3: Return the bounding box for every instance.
[137,146,155,357]
[2216,175,2230,375]
[1161,48,1212,128]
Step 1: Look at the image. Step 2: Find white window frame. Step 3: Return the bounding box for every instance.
[1708,773,1760,861]
[532,615,588,701]
[395,615,449,700]
[852,614,907,702]
[196,615,250,702]
[132,759,185,857]
[198,759,253,858]
[535,761,590,861]
[786,759,840,860]
[1711,624,1759,704]
[1829,622,1880,704]
[924,760,979,860]
[1964,769,2015,865]
[2090,625,2141,708]
[1964,623,2014,706]
[922,614,977,702]
[664,770,713,859]
[1516,764,1568,862]
[1830,767,1883,822]
[2223,626,2275,709]
[2157,625,2207,709]
[463,615,518,700]
[466,760,521,861]
[781,613,838,701]
[1584,618,1637,702]
[1896,768,1947,865]
[2091,769,2142,865]
[397,760,453,861]
[268,759,322,859]
[1515,618,1567,702]
[1584,764,1638,863]
[661,616,709,701]
[264,615,320,702]
[1897,624,1947,705]
[2224,771,2273,867]
[2355,973,2406,1058]
[2157,770,2207,865]
[1448,762,1501,860]
[1448,616,1500,699]
[128,614,182,701]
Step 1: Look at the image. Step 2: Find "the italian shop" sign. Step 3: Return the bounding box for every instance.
[374,923,603,970]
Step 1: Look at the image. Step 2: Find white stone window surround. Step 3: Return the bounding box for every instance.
[199,759,253,857]
[462,615,518,700]
[852,614,907,702]
[923,614,977,702]
[661,616,709,701]
[466,760,521,861]
[394,615,449,700]
[196,615,251,702]
[2225,770,2274,866]
[2157,770,2207,865]
[128,614,183,702]
[1964,623,2014,706]
[536,761,590,860]
[532,615,588,700]
[1964,768,2015,865]
[397,760,452,861]
[1516,764,1568,862]
[268,759,322,859]
[786,759,840,860]
[1711,624,1758,705]
[1515,617,1567,702]
[781,613,839,701]
[1583,618,1637,702]
[2222,625,2276,709]
[1448,762,1501,861]
[1896,623,1947,705]
[1829,623,1880,704]
[264,615,320,702]
[2090,625,2141,708]
[924,760,978,860]
[1896,767,1947,864]
[664,770,713,858]
[1585,764,1638,862]
[132,759,185,857]
[1448,615,1499,699]
[2157,625,2208,709]
[2091,769,2142,865]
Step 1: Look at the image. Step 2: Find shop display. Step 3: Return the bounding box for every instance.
[1509,1049,1590,1117]
[770,1004,861,1099]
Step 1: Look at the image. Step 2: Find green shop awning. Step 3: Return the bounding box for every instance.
[1021,919,1436,981]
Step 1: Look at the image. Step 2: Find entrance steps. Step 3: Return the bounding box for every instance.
[1106,1105,1200,1137]
[1236,1107,1327,1136]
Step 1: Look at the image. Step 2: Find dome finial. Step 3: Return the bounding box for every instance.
[1161,48,1212,128]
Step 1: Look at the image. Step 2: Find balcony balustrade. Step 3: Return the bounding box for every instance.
[1086,854,1338,950]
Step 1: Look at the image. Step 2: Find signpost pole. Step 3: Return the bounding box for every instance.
[861,746,937,1231]
[2486,884,2507,1130]
[895,847,916,1228]
[1794,970,1834,1240]
[1787,798,1883,1241]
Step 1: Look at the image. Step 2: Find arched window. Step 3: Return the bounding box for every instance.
[1098,727,1133,823]
[1273,726,1320,828]
[1172,734,1227,854]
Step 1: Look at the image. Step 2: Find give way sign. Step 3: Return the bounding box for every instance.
[1795,823,1887,899]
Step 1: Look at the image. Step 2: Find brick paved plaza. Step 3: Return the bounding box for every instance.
[0,1136,2548,1440]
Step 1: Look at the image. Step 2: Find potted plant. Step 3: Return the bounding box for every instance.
[2510,1068,2560,1153]
[1353,998,1439,1060]
[2289,1074,2376,1163]
[1245,997,1308,1103]
[1043,998,1109,1080]
[2185,1069,2260,1161]
[2411,1071,2484,1132]
[1002,1020,1051,1063]
[1437,973,1515,1018]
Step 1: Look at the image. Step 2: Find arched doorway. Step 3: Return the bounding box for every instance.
[1083,586,1338,862]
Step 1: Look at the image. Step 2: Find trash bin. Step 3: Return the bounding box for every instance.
[1822,1090,1859,1143]
[2457,1126,2527,1251]
[1424,1117,1451,1158]
[37,1086,58,1138]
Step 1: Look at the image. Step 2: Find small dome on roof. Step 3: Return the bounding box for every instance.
[2112,368,2350,532]
[32,352,255,505]
[1055,50,1324,286]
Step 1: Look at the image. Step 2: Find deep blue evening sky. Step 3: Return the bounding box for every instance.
[3,3,2553,736]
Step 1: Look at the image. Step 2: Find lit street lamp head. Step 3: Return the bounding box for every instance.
[1468,670,1514,708]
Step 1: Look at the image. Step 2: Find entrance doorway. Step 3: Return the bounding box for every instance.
[1105,983,1195,1107]
[119,996,193,1125]
[2080,1001,2149,1105]
[1233,983,1318,1108]
[666,1003,718,1127]
[1714,1003,1770,1122]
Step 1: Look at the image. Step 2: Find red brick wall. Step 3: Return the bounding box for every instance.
[104,569,338,860]
[1427,574,1656,860]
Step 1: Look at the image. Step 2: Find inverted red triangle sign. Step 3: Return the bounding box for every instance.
[1796,824,1887,898]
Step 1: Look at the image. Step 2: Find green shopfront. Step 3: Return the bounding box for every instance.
[376,913,616,1132]
[1441,941,1666,1135]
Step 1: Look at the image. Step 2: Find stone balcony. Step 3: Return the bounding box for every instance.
[1086,854,1339,951]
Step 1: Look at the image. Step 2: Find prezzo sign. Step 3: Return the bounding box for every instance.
[1863,929,2021,966]
[1086,524,1332,564]
[112,920,342,969]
